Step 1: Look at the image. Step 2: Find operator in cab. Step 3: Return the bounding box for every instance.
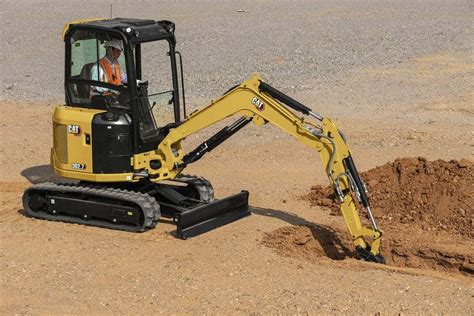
[91,39,127,85]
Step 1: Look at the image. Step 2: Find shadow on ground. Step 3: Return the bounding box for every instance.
[252,206,354,260]
[21,165,70,184]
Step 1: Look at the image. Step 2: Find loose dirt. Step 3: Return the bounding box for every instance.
[262,225,355,262]
[263,157,473,276]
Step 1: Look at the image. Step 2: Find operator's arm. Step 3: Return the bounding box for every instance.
[90,64,108,93]
[120,66,127,84]
[90,63,103,82]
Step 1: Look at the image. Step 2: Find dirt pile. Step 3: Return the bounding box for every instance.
[263,158,474,276]
[308,157,473,237]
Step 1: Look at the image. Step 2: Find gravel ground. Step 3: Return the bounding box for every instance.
[0,0,472,102]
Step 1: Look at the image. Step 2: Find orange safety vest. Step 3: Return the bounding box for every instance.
[99,58,122,85]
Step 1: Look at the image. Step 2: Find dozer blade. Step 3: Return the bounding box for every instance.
[176,191,250,239]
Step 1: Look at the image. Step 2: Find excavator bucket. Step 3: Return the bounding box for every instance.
[175,191,250,239]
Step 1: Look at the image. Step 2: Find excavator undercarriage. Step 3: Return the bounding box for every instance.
[24,175,250,239]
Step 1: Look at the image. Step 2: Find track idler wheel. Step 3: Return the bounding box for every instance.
[27,193,47,211]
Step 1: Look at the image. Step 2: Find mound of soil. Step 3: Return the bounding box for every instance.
[263,158,474,276]
[308,157,473,237]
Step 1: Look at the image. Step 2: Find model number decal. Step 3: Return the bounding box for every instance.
[68,124,81,134]
[251,97,265,111]
[71,163,86,170]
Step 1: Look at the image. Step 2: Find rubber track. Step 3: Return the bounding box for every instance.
[174,174,215,202]
[22,182,160,232]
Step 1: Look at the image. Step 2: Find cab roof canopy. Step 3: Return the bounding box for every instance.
[63,18,176,44]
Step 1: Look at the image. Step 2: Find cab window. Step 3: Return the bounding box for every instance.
[66,30,129,110]
[136,40,175,139]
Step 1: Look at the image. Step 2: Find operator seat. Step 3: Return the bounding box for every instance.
[77,62,95,99]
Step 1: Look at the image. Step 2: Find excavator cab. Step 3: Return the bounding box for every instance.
[64,19,182,158]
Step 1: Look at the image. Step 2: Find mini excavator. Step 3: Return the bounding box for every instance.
[23,18,384,263]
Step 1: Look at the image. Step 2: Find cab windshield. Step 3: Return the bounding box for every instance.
[66,30,129,110]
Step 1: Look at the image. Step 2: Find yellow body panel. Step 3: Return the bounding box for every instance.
[51,106,134,182]
[51,151,134,182]
[62,18,107,39]
[51,105,135,182]
[52,105,99,173]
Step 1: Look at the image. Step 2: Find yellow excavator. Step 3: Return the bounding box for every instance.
[23,18,384,263]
